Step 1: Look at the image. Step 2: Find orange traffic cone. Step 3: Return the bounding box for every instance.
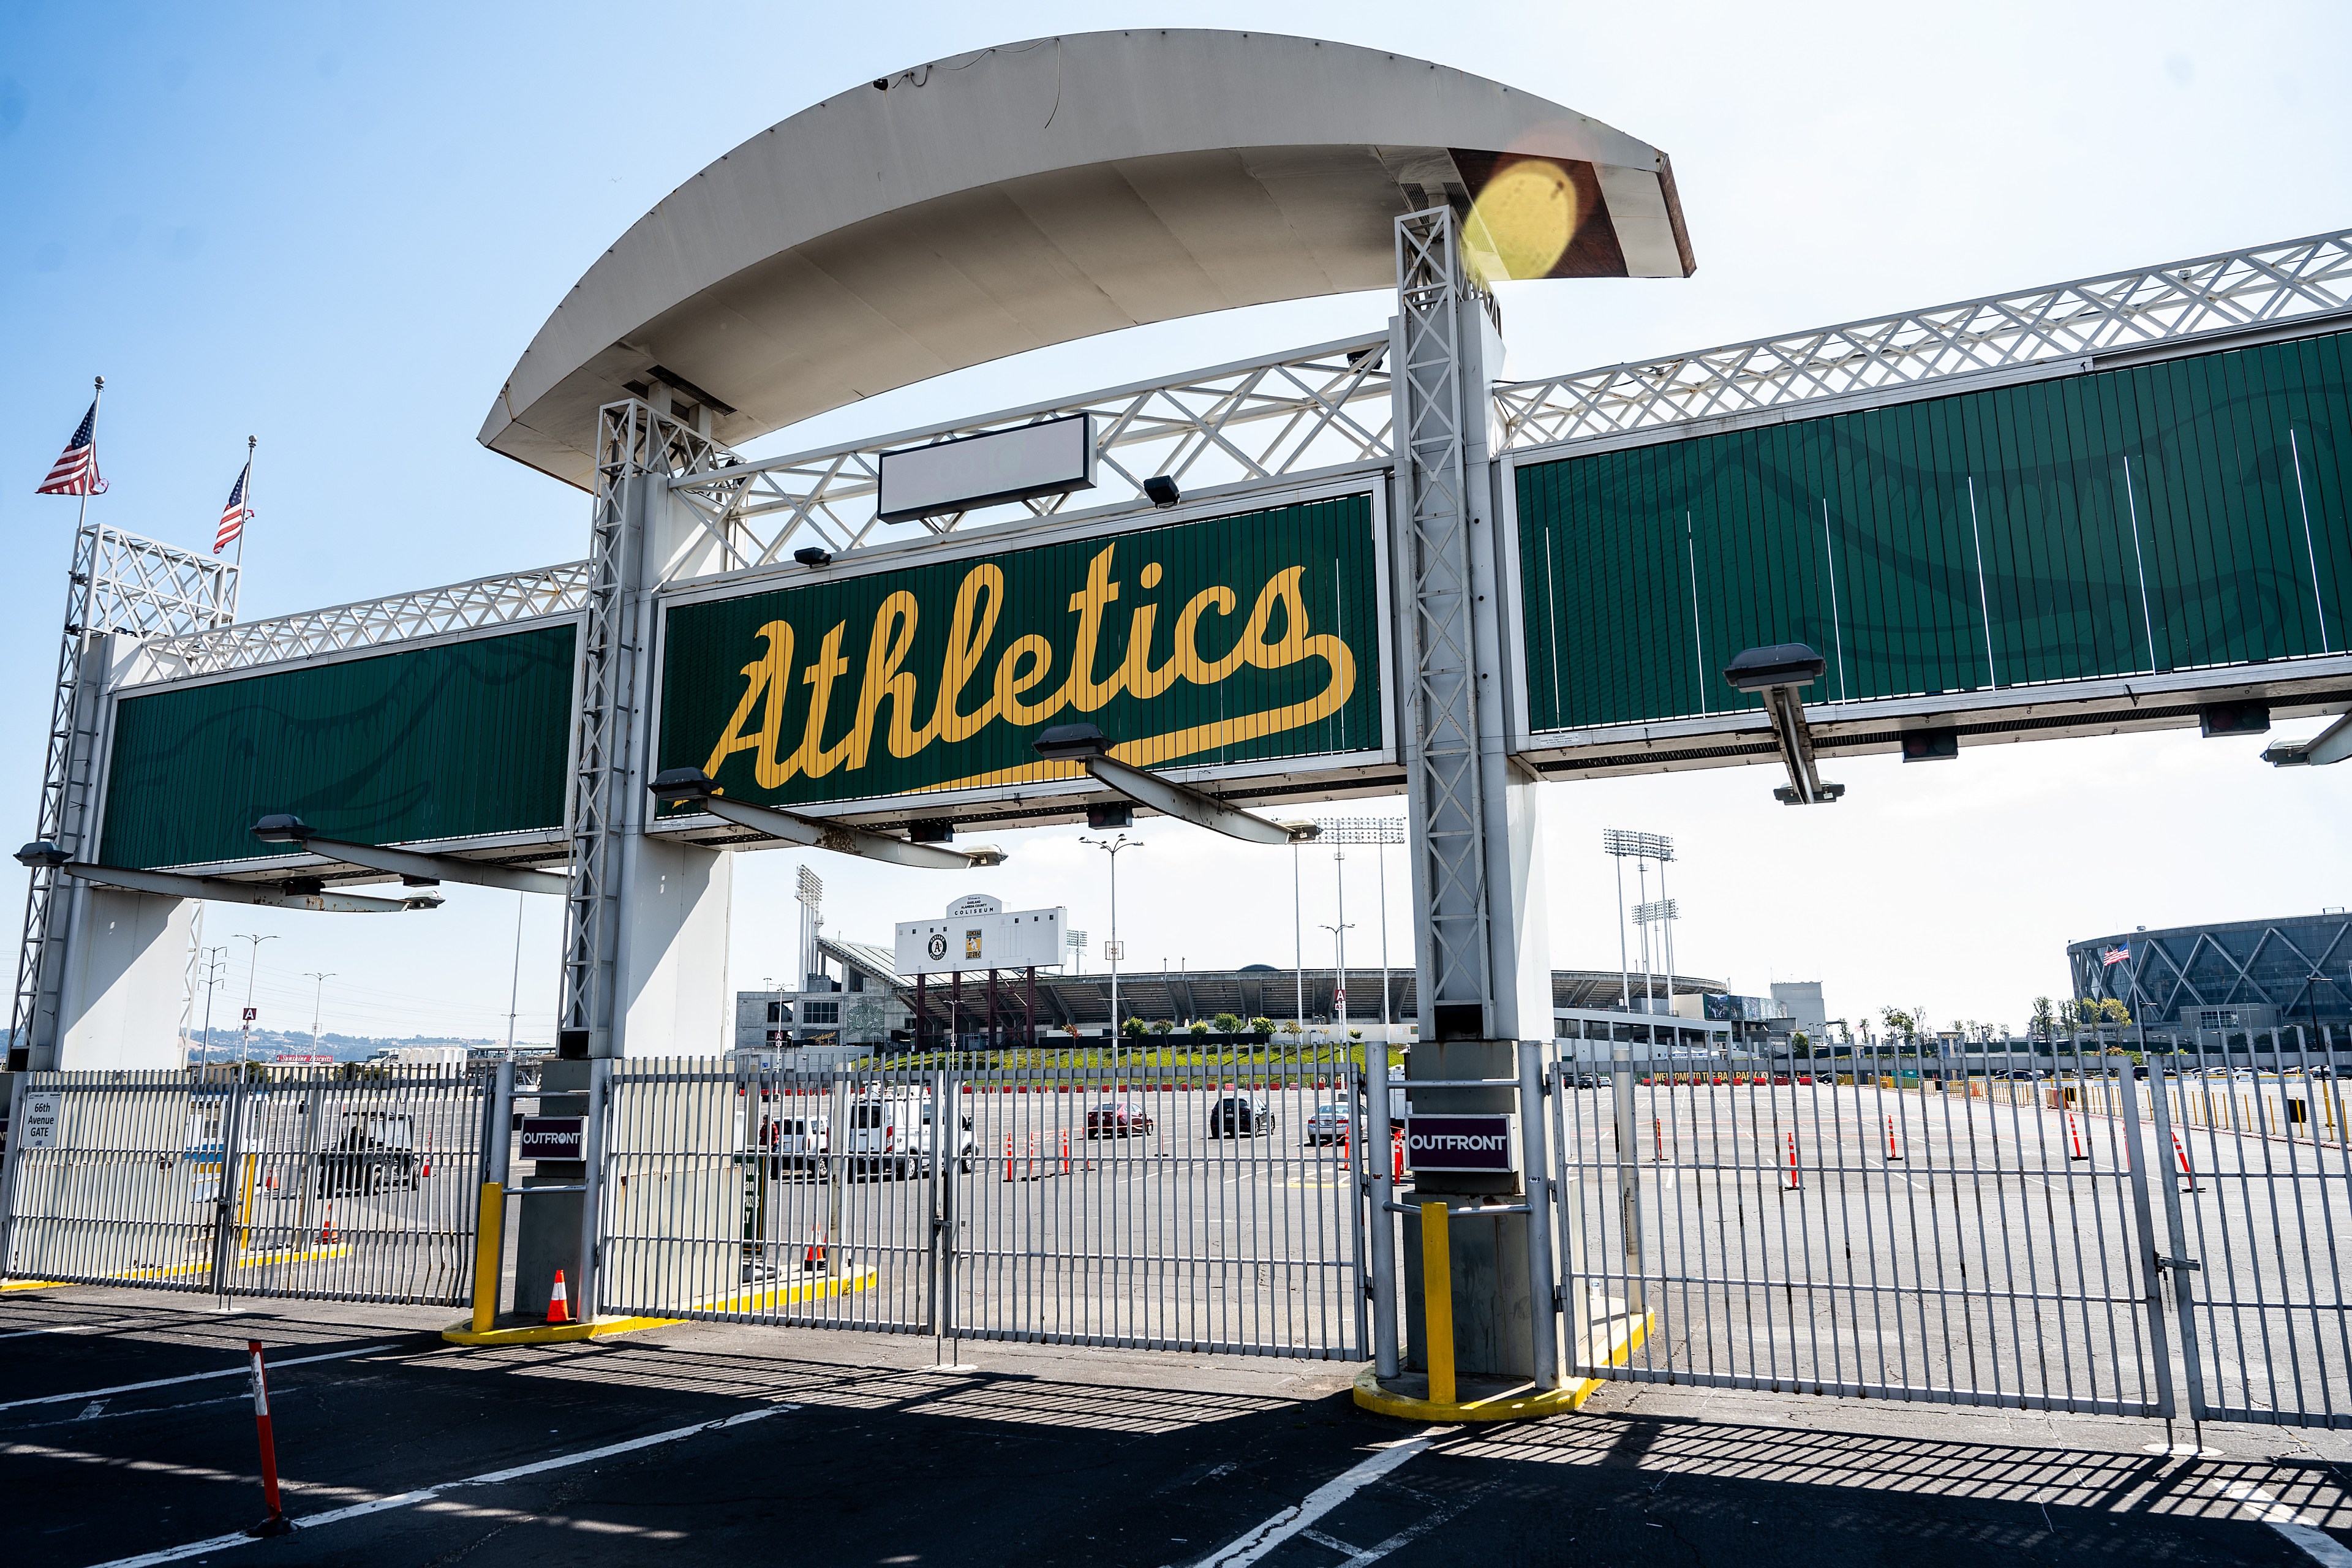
[547,1269,571,1324]
[318,1204,337,1246]
[802,1231,828,1273]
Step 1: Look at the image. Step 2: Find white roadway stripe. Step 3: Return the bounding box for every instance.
[1193,1428,1446,1568]
[0,1343,400,1412]
[0,1317,149,1341]
[2228,1483,2352,1568]
[86,1404,797,1568]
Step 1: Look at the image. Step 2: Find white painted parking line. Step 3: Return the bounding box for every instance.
[1190,1429,1446,1567]
[86,1403,797,1568]
[0,1343,401,1412]
[0,1317,149,1341]
[2227,1482,2352,1568]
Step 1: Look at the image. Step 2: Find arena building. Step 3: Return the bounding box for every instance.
[2069,911,2352,1035]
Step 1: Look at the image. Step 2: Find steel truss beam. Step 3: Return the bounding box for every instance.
[560,400,723,1054]
[1394,207,1498,1039]
[665,334,1394,580]
[11,524,238,1066]
[121,561,594,686]
[1495,228,2352,452]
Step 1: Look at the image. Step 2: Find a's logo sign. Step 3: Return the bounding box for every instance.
[964,929,984,960]
[658,497,1379,812]
[925,933,948,962]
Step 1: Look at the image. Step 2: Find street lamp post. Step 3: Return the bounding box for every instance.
[234,933,279,1062]
[194,945,226,1067]
[1318,921,1355,1036]
[1081,834,1141,1044]
[1308,818,1407,1039]
[303,972,336,1055]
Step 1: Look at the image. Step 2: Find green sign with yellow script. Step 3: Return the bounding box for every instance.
[655,493,1383,810]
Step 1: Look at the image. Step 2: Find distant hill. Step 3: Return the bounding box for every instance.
[189,1030,549,1063]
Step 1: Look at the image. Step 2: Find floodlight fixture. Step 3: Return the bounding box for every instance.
[2264,712,2352,767]
[1600,829,1673,862]
[1724,643,1828,693]
[1310,816,1406,845]
[251,814,312,844]
[1724,641,1843,805]
[1032,723,1110,760]
[1142,475,1182,508]
[793,546,834,568]
[649,766,718,805]
[15,841,67,869]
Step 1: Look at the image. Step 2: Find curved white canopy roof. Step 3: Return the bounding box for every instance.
[481,29,1693,488]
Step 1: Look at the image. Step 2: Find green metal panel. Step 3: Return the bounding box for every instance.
[1518,328,2352,731]
[656,494,1381,810]
[99,624,578,870]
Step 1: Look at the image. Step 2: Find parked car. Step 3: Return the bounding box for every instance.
[318,1111,419,1195]
[759,1113,829,1174]
[1303,1104,1352,1145]
[1085,1101,1153,1138]
[1209,1096,1274,1137]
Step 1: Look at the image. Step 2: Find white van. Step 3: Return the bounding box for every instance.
[846,1090,974,1178]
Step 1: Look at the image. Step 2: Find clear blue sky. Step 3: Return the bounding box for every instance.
[4,1,2348,1044]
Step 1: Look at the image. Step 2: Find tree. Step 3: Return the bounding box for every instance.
[1248,1017,1274,1036]
[1150,1018,1174,1036]
[1213,1011,1243,1035]
[1121,1016,1148,1039]
[1879,1006,1917,1042]
[2095,997,2132,1027]
[1280,1019,1301,1036]
[1189,1020,1211,1037]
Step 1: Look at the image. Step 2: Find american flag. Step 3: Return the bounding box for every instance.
[36,398,106,496]
[214,462,253,554]
[2100,943,2132,967]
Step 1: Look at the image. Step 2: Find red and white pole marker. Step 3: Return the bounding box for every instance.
[2171,1128,2199,1192]
[1653,1116,1665,1163]
[1002,1133,1014,1182]
[1059,1128,1071,1175]
[1885,1114,1904,1161]
[244,1341,293,1537]
[2065,1110,2090,1161]
[1783,1131,1801,1191]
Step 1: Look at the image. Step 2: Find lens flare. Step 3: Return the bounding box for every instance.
[1463,159,1580,282]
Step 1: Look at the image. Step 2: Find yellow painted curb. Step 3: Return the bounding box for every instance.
[113,1244,355,1282]
[1,1280,73,1292]
[439,1266,880,1347]
[1352,1308,1653,1423]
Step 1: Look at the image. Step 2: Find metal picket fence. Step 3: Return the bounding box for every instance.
[588,1048,1366,1359]
[1,1066,493,1305]
[1549,1031,2352,1428]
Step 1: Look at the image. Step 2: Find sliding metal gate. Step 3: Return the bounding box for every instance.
[1553,1041,2175,1414]
[1,1066,492,1305]
[592,1052,1366,1359]
[1551,1035,2352,1427]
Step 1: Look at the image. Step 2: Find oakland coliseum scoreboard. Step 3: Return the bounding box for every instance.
[16,30,2352,1071]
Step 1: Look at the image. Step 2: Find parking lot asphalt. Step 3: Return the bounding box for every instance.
[7,1286,2352,1568]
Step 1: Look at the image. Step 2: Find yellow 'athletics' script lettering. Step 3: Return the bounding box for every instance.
[699,543,1356,790]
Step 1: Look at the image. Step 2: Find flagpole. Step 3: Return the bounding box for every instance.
[74,375,103,540]
[233,435,254,572]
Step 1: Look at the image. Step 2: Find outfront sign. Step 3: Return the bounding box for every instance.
[655,494,1382,814]
[519,1117,584,1163]
[1404,1114,1516,1174]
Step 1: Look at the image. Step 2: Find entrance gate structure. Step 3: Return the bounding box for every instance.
[5,32,2352,1412]
[590,1047,1366,1360]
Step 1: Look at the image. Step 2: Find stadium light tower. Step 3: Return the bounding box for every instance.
[1065,927,1087,974]
[795,865,824,993]
[1312,817,1406,1036]
[1601,831,1674,1013]
[1080,835,1141,1039]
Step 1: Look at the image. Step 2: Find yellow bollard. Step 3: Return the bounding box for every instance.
[470,1182,504,1335]
[1420,1199,1453,1406]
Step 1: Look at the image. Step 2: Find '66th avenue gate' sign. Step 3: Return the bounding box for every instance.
[654,493,1384,815]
